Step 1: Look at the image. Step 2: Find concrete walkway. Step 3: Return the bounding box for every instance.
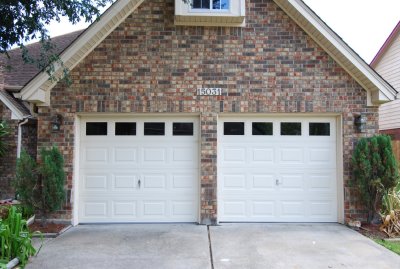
[26,223,400,269]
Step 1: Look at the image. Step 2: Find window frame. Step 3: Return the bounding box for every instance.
[191,0,230,12]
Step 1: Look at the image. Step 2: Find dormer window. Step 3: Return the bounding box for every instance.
[175,0,245,27]
[193,0,229,10]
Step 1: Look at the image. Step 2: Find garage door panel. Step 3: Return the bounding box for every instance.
[79,117,199,223]
[309,172,335,190]
[114,147,137,162]
[222,201,246,217]
[222,147,246,162]
[84,201,108,217]
[252,174,275,189]
[112,201,137,217]
[280,201,305,217]
[113,175,138,189]
[143,148,167,162]
[251,147,275,163]
[252,201,276,217]
[84,175,108,190]
[223,174,246,189]
[172,174,196,189]
[309,201,334,217]
[172,201,196,216]
[219,116,338,222]
[308,147,333,163]
[143,201,166,216]
[279,147,304,163]
[279,173,305,190]
[85,147,109,162]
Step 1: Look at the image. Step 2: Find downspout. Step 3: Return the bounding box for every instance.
[17,117,29,158]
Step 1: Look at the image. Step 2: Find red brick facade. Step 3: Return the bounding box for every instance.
[36,0,377,223]
[0,104,37,199]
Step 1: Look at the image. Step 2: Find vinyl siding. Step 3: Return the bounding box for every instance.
[375,32,400,91]
[380,99,400,130]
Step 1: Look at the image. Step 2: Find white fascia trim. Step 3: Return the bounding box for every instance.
[20,0,145,104]
[277,0,397,102]
[0,92,25,120]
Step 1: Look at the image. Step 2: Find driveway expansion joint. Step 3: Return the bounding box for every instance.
[207,225,214,269]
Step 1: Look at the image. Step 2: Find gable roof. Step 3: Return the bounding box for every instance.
[371,21,400,67]
[1,30,83,91]
[18,0,397,106]
[0,89,31,120]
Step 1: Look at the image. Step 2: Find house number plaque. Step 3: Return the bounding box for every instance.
[197,88,223,96]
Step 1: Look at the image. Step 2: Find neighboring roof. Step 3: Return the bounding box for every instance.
[1,30,83,90]
[18,0,397,106]
[0,89,31,120]
[371,21,400,67]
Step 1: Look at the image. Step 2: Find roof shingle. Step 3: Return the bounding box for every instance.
[1,30,83,89]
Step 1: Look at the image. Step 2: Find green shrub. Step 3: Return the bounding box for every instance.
[38,147,66,222]
[352,135,399,223]
[13,151,39,215]
[13,147,66,225]
[0,206,40,268]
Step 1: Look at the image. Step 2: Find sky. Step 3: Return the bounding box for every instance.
[45,0,400,63]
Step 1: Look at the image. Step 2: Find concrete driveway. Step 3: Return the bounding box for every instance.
[27,223,400,269]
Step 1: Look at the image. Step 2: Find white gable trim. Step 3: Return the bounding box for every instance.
[20,0,397,106]
[20,0,145,105]
[0,91,28,120]
[273,0,397,105]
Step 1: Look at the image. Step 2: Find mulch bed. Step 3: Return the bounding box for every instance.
[357,223,388,239]
[29,221,67,234]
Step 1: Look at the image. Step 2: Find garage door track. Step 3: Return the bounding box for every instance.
[27,223,400,269]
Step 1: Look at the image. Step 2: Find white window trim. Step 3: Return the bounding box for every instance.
[191,0,231,12]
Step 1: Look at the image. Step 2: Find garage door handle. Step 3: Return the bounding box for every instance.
[276,179,280,186]
[138,179,141,189]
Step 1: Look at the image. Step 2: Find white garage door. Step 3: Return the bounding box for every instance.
[218,117,338,222]
[78,116,199,223]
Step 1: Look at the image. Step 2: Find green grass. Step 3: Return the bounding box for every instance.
[375,239,400,255]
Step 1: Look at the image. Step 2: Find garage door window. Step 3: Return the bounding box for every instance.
[252,122,273,136]
[309,123,330,136]
[224,122,244,135]
[173,123,194,136]
[144,122,165,136]
[86,122,107,136]
[280,122,301,136]
[115,122,136,136]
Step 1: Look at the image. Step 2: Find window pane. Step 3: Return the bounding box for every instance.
[193,0,209,8]
[144,122,165,136]
[173,123,194,136]
[224,122,244,135]
[115,122,136,136]
[280,122,301,136]
[252,122,273,136]
[86,122,107,136]
[309,123,330,136]
[213,0,229,9]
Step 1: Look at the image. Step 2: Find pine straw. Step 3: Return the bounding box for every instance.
[380,210,400,238]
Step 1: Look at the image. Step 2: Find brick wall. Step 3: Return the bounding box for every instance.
[0,106,37,199]
[0,104,18,199]
[37,0,377,223]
